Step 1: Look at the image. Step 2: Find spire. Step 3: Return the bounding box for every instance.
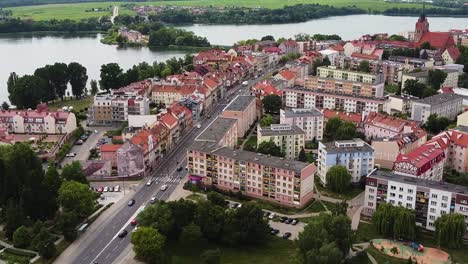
[419,1,426,21]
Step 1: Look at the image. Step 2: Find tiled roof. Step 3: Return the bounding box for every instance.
[322,109,362,124]
[160,112,178,128]
[351,52,379,60]
[394,143,445,172]
[281,40,298,47]
[254,82,283,96]
[445,46,461,60]
[417,32,455,49]
[100,144,123,152]
[364,112,421,133]
[278,70,296,81]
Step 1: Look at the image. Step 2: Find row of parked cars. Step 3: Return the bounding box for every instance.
[93,186,121,193]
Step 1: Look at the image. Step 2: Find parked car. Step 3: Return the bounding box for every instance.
[282,232,292,239]
[291,219,299,225]
[146,179,153,186]
[65,152,76,157]
[160,184,167,191]
[118,230,128,238]
[176,166,183,172]
[150,196,157,204]
[114,185,120,192]
[269,213,276,220]
[97,187,103,192]
[285,218,293,224]
[75,140,83,145]
[128,199,135,206]
[279,216,288,223]
[109,186,114,192]
[270,228,280,235]
[131,218,138,226]
[103,186,109,192]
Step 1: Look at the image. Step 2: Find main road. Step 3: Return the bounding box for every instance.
[68,75,260,264]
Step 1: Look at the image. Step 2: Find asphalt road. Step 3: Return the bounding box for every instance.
[67,71,275,264]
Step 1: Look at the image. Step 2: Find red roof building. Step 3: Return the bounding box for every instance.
[322,109,362,125]
[100,144,123,167]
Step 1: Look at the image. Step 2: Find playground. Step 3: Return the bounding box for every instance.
[371,239,451,264]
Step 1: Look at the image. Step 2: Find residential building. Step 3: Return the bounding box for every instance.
[316,66,383,87]
[442,47,461,65]
[280,108,324,141]
[364,170,468,232]
[128,115,158,128]
[0,108,77,134]
[457,111,468,127]
[383,94,418,115]
[305,74,385,99]
[317,138,375,185]
[319,49,339,66]
[274,69,297,87]
[257,124,306,160]
[118,27,145,43]
[221,95,257,138]
[284,86,385,114]
[431,129,468,174]
[116,141,145,178]
[252,82,284,99]
[363,112,425,140]
[401,69,459,90]
[411,93,463,123]
[279,40,299,55]
[83,160,112,179]
[187,142,316,208]
[322,109,363,126]
[89,94,150,125]
[100,144,123,168]
[195,117,238,148]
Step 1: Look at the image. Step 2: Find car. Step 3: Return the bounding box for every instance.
[100,194,105,200]
[146,179,153,186]
[269,213,276,220]
[132,226,139,233]
[237,203,242,208]
[98,138,106,143]
[131,218,138,226]
[97,187,103,192]
[242,81,248,86]
[103,186,109,192]
[196,124,201,129]
[207,115,212,119]
[94,129,98,134]
[65,152,76,157]
[109,186,114,192]
[75,140,83,145]
[176,166,183,172]
[150,196,157,204]
[160,184,168,191]
[264,211,271,218]
[282,232,292,239]
[291,219,299,225]
[117,230,128,238]
[114,185,120,192]
[279,216,288,223]
[128,199,135,206]
[285,218,293,224]
[270,228,280,235]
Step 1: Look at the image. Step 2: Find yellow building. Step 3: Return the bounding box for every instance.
[257,124,305,160]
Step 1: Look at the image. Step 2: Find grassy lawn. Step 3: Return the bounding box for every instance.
[315,178,364,200]
[355,221,380,243]
[47,96,92,112]
[242,135,257,151]
[0,251,32,264]
[416,231,468,264]
[7,0,427,21]
[186,193,206,202]
[168,236,296,264]
[367,245,407,264]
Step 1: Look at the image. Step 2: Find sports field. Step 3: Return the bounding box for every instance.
[6,0,424,21]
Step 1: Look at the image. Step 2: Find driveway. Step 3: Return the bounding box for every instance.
[61,126,110,166]
[268,220,305,240]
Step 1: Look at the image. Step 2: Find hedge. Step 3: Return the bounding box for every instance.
[4,248,37,258]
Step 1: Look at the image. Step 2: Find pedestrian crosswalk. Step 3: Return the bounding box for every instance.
[152,176,182,184]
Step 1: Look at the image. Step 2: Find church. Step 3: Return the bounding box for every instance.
[412,13,456,49]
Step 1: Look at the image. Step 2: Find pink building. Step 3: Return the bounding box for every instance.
[363,112,426,141]
[188,142,316,208]
[100,144,123,168]
[195,117,238,148]
[221,95,257,138]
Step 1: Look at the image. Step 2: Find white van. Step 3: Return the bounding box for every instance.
[242,81,248,86]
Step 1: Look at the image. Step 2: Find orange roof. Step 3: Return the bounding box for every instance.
[394,143,445,173]
[445,46,461,60]
[417,32,455,49]
[160,113,178,128]
[323,109,362,124]
[203,77,218,90]
[130,130,151,151]
[331,45,344,51]
[351,52,379,60]
[279,70,296,81]
[100,144,123,152]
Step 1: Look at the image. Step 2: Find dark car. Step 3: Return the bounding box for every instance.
[285,218,293,224]
[279,216,288,223]
[264,211,271,218]
[128,199,135,206]
[270,228,280,235]
[118,230,128,238]
[176,166,183,172]
[291,219,299,225]
[282,232,292,239]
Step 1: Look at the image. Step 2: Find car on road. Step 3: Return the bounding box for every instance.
[282,232,292,239]
[103,186,109,192]
[176,166,183,172]
[150,196,157,204]
[291,219,299,225]
[279,216,288,223]
[114,185,120,192]
[65,152,76,157]
[128,199,135,206]
[196,124,201,129]
[75,139,83,145]
[242,81,248,86]
[160,184,168,191]
[117,230,128,238]
[146,179,153,186]
[131,218,138,226]
[269,213,276,220]
[270,228,280,235]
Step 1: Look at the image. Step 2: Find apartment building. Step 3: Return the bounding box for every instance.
[401,69,459,90]
[89,94,150,125]
[221,95,257,138]
[195,117,238,148]
[280,108,324,141]
[0,108,77,134]
[317,138,375,185]
[284,86,385,114]
[257,124,306,160]
[411,93,463,123]
[383,94,418,115]
[316,66,383,86]
[363,112,426,141]
[187,142,316,208]
[364,170,468,232]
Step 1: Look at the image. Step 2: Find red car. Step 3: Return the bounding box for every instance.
[131,218,138,226]
[97,187,103,192]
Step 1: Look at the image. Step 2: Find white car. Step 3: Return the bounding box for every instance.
[103,186,109,192]
[196,124,201,129]
[269,213,276,220]
[146,179,153,186]
[65,152,76,157]
[114,185,120,192]
[150,196,157,204]
[160,184,168,191]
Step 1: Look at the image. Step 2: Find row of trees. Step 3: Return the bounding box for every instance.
[402,69,448,99]
[383,6,468,16]
[148,27,210,47]
[132,194,269,262]
[7,62,88,109]
[0,17,111,33]
[294,33,341,41]
[324,117,361,142]
[425,113,452,134]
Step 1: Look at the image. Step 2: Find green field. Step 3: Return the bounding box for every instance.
[7,0,425,21]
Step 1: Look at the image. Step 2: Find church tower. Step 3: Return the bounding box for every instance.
[414,2,429,42]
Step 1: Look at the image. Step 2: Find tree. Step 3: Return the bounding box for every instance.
[428,69,448,89]
[58,210,78,241]
[326,165,351,193]
[195,201,225,242]
[207,192,226,207]
[67,62,88,98]
[260,114,274,126]
[336,122,358,141]
[332,200,348,216]
[261,35,275,41]
[257,141,284,157]
[435,213,466,249]
[420,41,435,50]
[131,227,166,263]
[49,63,70,100]
[458,73,468,88]
[358,60,370,73]
[390,246,399,255]
[1,101,9,110]
[100,63,123,91]
[58,181,94,219]
[13,226,31,248]
[32,226,56,258]
[179,223,204,248]
[4,200,24,239]
[201,249,221,264]
[61,161,87,184]
[262,94,282,114]
[137,202,174,236]
[38,238,56,259]
[9,75,47,109]
[167,199,197,237]
[403,79,427,98]
[372,202,395,238]
[298,148,307,162]
[425,114,451,134]
[41,166,62,218]
[305,242,343,264]
[393,206,416,240]
[7,72,18,94]
[90,79,99,95]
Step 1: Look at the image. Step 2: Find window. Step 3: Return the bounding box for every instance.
[429,215,435,220]
[441,203,447,208]
[407,196,413,201]
[431,201,437,206]
[368,202,374,207]
[442,196,448,201]
[399,194,403,199]
[369,188,375,193]
[399,187,404,192]
[432,194,438,199]
[390,186,396,190]
[408,189,414,194]
[430,208,436,213]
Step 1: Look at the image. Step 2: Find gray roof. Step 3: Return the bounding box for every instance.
[405,68,458,78]
[189,141,311,172]
[282,108,323,118]
[321,139,374,154]
[414,93,462,106]
[259,124,305,136]
[195,117,237,143]
[369,170,468,194]
[454,125,468,133]
[224,95,255,112]
[287,86,387,102]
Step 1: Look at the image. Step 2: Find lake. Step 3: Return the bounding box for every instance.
[2,14,468,103]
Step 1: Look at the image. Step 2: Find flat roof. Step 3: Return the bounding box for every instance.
[224,95,256,112]
[369,170,468,194]
[189,141,310,172]
[282,108,323,118]
[195,117,237,143]
[321,139,374,154]
[259,124,305,136]
[286,86,387,102]
[415,93,462,106]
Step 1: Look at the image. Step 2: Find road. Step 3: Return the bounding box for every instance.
[110,6,119,24]
[65,71,273,264]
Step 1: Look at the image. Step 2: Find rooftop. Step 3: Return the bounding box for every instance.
[189,141,311,173]
[195,117,237,143]
[369,170,468,194]
[415,93,462,106]
[259,124,305,136]
[282,108,323,118]
[224,95,256,112]
[321,138,374,154]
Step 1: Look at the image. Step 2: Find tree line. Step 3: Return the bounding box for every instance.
[0,17,111,33]
[383,6,468,16]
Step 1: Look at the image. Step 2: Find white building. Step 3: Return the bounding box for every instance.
[411,93,463,123]
[0,109,77,134]
[280,108,324,141]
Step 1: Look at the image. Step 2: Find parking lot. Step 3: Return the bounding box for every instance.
[91,181,140,206]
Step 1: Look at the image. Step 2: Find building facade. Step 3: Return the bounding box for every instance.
[221,95,257,138]
[317,138,375,185]
[411,93,463,123]
[257,124,306,160]
[89,94,150,125]
[195,117,238,148]
[0,109,77,135]
[280,108,324,141]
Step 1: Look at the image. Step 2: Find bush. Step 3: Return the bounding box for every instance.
[4,248,37,258]
[12,226,31,249]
